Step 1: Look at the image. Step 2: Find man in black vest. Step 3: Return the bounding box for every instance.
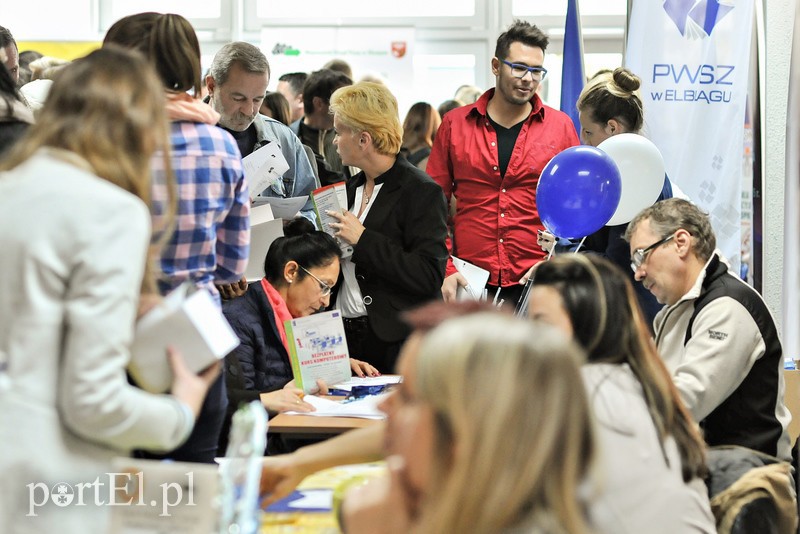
[625,198,791,460]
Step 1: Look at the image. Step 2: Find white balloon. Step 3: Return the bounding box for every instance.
[597,133,666,225]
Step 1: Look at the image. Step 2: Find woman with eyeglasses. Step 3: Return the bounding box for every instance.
[220,218,378,452]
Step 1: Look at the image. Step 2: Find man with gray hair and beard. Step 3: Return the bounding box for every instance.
[206,42,318,209]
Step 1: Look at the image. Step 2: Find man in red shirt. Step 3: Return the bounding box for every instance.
[428,20,579,307]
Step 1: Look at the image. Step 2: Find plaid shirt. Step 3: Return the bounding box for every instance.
[152,121,250,302]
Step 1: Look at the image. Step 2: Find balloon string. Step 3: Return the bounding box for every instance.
[573,236,587,254]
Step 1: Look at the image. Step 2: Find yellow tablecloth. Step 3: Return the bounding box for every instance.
[260,462,386,533]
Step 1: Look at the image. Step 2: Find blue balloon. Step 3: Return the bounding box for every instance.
[536,146,622,239]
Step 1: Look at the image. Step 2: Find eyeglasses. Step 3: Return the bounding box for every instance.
[299,265,332,297]
[501,60,548,81]
[630,233,676,273]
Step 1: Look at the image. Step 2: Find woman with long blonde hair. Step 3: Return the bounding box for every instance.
[343,310,596,534]
[0,47,217,533]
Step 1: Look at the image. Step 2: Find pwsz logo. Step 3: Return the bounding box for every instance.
[663,0,734,39]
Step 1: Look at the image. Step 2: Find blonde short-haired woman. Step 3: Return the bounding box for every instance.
[0,47,217,532]
[326,82,449,373]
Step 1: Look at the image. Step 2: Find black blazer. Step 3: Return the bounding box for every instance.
[336,156,448,343]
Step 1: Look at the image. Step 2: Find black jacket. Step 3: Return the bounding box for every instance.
[336,156,449,344]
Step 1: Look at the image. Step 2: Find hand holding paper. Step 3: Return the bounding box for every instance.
[451,256,490,301]
[242,142,290,199]
[327,209,365,245]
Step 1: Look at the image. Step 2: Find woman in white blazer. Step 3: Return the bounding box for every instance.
[0,48,218,533]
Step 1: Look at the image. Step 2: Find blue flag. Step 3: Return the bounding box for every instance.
[560,0,585,137]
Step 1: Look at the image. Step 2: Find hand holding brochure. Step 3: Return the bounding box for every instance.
[129,284,240,393]
[285,310,352,394]
[310,183,353,258]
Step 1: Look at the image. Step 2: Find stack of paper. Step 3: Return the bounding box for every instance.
[129,284,240,393]
[245,203,284,282]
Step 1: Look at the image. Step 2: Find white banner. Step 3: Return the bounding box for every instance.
[260,27,414,120]
[626,0,754,274]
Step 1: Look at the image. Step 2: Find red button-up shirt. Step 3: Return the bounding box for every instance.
[428,89,579,286]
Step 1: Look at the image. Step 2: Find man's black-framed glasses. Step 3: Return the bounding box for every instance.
[299,265,332,297]
[501,60,548,81]
[630,233,676,272]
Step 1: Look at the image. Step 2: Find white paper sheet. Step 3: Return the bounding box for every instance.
[287,490,333,509]
[242,142,290,200]
[252,196,309,220]
[451,255,490,301]
[285,392,390,419]
[245,218,284,282]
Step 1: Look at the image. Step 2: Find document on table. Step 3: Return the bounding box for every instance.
[285,392,390,419]
[243,142,289,199]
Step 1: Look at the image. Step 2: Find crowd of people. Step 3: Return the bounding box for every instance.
[0,14,795,534]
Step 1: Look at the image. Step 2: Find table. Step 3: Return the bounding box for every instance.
[268,378,400,439]
[269,412,379,437]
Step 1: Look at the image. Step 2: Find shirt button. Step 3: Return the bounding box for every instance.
[491,142,496,147]
[493,166,498,171]
[502,189,506,193]
[500,213,505,218]
[499,239,504,243]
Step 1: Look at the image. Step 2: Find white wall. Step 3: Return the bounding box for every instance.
[763,0,795,333]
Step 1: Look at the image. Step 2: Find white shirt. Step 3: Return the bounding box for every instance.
[337,182,384,318]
